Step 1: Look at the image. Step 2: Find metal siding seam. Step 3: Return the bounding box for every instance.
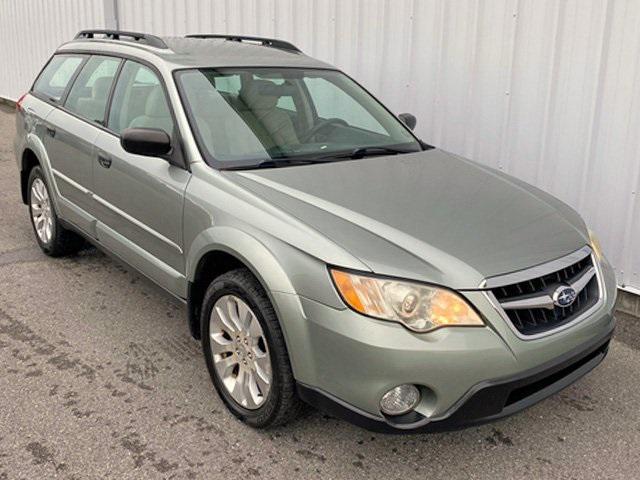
[432,0,447,146]
[463,0,482,159]
[577,0,614,213]
[618,0,640,290]
[534,0,564,188]
[497,0,520,172]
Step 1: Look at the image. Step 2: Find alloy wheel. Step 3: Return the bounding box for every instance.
[30,178,53,244]
[209,294,272,409]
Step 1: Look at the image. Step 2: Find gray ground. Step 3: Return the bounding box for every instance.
[0,104,639,480]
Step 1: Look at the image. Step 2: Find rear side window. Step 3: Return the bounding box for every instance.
[32,55,85,102]
[64,56,121,124]
[108,60,174,136]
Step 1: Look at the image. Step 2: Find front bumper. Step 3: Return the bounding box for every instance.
[297,326,612,433]
[273,289,615,431]
[271,256,617,432]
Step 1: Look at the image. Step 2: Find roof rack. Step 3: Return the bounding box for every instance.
[185,34,301,53]
[74,30,168,49]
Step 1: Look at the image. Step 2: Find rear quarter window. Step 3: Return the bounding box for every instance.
[32,55,85,102]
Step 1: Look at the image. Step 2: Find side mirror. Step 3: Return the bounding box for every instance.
[398,113,417,131]
[121,128,171,157]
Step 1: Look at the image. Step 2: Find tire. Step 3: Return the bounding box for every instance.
[27,166,84,257]
[201,268,305,428]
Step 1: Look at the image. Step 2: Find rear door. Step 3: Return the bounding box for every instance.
[92,60,190,296]
[43,55,121,234]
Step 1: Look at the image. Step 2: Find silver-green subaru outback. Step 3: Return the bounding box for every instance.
[15,30,616,432]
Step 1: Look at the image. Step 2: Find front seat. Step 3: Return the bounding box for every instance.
[129,87,173,135]
[239,80,298,147]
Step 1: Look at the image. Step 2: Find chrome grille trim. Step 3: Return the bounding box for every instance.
[499,266,596,311]
[481,249,605,340]
[479,245,593,289]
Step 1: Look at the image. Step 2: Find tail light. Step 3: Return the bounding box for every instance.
[16,93,28,112]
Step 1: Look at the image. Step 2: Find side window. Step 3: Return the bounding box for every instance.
[108,61,174,136]
[276,96,295,112]
[303,77,385,134]
[32,55,85,102]
[64,56,121,124]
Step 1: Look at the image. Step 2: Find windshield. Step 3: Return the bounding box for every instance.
[175,68,421,169]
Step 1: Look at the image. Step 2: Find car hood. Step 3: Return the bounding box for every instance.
[227,149,589,289]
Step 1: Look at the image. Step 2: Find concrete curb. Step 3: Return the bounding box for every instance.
[0,97,16,108]
[617,289,640,318]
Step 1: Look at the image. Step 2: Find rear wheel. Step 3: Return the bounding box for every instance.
[27,166,84,257]
[201,268,304,428]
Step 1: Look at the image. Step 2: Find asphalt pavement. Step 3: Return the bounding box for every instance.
[0,105,639,479]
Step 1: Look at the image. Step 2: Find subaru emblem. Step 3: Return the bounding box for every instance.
[552,286,577,308]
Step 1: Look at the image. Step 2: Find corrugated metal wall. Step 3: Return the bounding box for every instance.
[1,0,639,292]
[0,0,107,101]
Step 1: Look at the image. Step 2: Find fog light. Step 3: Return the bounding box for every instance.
[379,384,420,416]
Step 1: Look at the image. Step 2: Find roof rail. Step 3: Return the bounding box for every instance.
[185,34,301,53]
[74,30,168,49]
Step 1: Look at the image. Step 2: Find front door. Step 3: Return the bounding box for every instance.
[92,60,190,296]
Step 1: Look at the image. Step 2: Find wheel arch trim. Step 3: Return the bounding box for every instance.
[185,226,300,343]
[21,134,62,211]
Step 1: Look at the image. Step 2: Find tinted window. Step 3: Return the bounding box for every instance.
[64,56,121,124]
[175,68,419,168]
[32,55,85,102]
[303,77,385,134]
[108,61,174,136]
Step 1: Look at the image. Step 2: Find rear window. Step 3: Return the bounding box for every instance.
[32,55,85,102]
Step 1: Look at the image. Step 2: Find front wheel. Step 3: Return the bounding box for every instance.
[27,166,84,257]
[201,268,305,428]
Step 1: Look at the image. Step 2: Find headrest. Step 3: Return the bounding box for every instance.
[241,79,294,111]
[92,77,113,99]
[145,87,170,117]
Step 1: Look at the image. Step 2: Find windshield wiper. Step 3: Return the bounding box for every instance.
[349,146,416,158]
[224,157,337,170]
[223,146,418,170]
[307,146,417,161]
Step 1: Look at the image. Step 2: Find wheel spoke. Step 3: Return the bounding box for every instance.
[245,371,261,408]
[246,315,263,340]
[31,181,43,202]
[214,303,238,334]
[214,353,238,379]
[231,368,247,405]
[236,299,253,331]
[36,181,46,202]
[44,219,52,243]
[210,332,234,355]
[254,352,271,378]
[225,296,244,331]
[254,367,270,395]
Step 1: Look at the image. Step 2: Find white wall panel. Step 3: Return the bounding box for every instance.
[0,0,106,100]
[1,0,639,290]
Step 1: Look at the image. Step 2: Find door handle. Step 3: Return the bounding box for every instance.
[46,126,56,137]
[97,154,112,169]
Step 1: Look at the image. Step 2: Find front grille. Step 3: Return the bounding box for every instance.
[491,253,600,336]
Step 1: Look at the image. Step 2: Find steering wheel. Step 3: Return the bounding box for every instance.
[300,118,348,142]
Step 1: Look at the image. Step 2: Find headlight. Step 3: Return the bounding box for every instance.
[588,229,602,261]
[330,268,484,332]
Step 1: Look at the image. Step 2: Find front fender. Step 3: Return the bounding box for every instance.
[186,225,296,295]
